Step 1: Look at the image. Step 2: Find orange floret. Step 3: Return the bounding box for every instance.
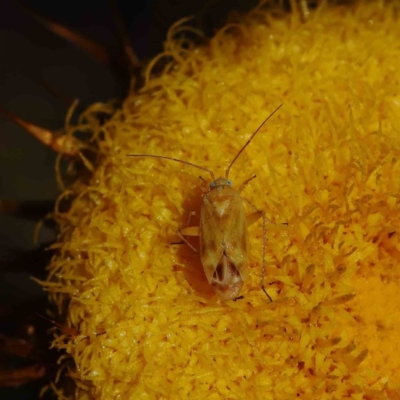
[42,2,400,399]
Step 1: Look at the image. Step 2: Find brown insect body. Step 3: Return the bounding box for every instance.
[128,104,282,300]
[200,178,248,300]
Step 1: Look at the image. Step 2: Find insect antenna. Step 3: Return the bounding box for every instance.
[127,154,216,181]
[225,103,283,179]
[36,313,79,337]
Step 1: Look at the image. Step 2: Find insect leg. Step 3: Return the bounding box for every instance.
[260,210,273,302]
[171,211,200,252]
[242,198,273,302]
[177,225,200,253]
[198,176,208,192]
[237,175,257,193]
[171,211,196,246]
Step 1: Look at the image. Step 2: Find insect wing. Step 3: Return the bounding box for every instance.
[200,188,249,299]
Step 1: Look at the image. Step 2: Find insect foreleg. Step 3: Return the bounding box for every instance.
[238,174,257,193]
[198,176,208,192]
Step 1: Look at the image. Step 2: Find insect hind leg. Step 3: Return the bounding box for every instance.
[242,198,273,302]
[176,226,199,253]
[171,211,200,253]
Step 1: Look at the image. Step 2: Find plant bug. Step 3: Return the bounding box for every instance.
[127,104,282,300]
[36,313,105,341]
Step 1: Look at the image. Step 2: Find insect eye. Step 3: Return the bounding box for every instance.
[210,181,216,188]
[226,180,232,186]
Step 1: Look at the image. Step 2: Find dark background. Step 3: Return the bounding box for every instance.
[0,0,260,398]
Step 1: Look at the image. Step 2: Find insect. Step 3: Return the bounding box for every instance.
[127,104,282,300]
[36,313,105,340]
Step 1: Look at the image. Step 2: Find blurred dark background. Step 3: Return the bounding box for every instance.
[0,0,260,398]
